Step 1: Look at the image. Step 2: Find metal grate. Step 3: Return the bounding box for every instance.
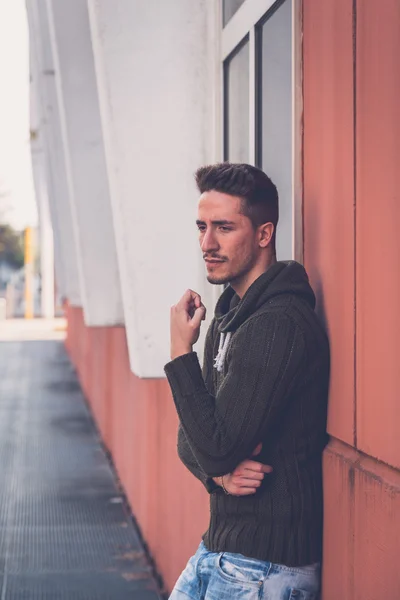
[0,339,163,599]
[5,573,160,600]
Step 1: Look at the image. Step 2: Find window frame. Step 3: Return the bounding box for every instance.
[219,0,303,263]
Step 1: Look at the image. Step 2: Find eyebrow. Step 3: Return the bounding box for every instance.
[196,219,236,226]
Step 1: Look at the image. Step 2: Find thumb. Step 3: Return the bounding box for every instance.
[252,443,262,456]
[191,305,206,328]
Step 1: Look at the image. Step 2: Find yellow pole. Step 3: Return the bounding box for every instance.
[24,226,34,319]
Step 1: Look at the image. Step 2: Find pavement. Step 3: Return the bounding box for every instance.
[0,319,163,599]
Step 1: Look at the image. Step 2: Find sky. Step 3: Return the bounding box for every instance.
[0,0,38,230]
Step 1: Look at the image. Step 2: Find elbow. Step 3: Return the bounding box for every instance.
[198,456,241,478]
[191,438,254,477]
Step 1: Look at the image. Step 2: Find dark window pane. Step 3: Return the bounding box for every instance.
[224,40,249,162]
[259,0,292,259]
[223,0,246,27]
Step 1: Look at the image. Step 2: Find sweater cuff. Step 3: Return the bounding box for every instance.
[204,478,220,494]
[164,352,206,397]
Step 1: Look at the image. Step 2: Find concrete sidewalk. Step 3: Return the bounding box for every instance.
[0,319,162,599]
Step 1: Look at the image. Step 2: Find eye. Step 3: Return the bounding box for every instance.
[197,225,206,233]
[220,226,232,232]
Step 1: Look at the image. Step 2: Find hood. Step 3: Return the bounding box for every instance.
[215,261,316,334]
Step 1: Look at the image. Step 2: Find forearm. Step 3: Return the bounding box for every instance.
[181,455,220,493]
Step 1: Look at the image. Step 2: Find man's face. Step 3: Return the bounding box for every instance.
[197,190,260,285]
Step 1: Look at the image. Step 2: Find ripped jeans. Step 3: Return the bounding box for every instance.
[169,541,320,600]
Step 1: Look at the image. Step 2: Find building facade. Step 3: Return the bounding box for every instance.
[28,1,400,597]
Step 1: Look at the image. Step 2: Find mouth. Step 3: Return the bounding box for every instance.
[205,260,225,272]
[204,257,225,263]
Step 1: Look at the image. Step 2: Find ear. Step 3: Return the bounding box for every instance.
[258,222,274,248]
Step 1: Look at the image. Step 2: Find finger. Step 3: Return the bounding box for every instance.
[241,460,273,474]
[252,443,262,456]
[238,478,262,488]
[239,460,264,473]
[201,303,207,320]
[179,290,200,310]
[187,289,202,306]
[231,477,263,490]
[232,471,264,483]
[260,464,273,474]
[191,306,206,329]
[239,472,264,482]
[188,298,198,319]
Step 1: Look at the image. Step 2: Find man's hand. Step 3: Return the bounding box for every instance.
[213,444,273,496]
[170,289,206,360]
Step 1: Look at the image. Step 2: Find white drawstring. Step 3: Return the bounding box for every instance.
[213,332,232,372]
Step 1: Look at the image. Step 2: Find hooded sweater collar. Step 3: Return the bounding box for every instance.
[214,261,316,334]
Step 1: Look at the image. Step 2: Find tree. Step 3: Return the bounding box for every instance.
[0,224,24,269]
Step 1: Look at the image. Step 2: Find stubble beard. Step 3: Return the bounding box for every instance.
[206,259,253,287]
[207,274,230,285]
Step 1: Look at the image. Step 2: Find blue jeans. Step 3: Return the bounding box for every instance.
[169,541,320,600]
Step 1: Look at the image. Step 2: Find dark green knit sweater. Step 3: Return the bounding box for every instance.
[164,261,329,567]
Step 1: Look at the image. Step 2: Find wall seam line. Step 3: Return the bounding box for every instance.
[352,0,358,451]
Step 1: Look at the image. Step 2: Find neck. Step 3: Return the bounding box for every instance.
[231,255,277,299]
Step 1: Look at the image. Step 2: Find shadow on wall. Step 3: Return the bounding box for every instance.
[304,196,328,330]
[303,197,332,410]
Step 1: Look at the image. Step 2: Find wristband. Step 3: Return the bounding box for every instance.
[221,475,230,495]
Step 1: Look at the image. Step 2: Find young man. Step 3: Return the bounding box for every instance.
[165,163,329,600]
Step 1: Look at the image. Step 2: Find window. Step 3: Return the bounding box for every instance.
[223,0,246,26]
[224,38,249,162]
[221,0,300,261]
[257,0,292,259]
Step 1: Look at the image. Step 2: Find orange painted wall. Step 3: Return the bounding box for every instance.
[355,0,400,470]
[303,0,355,447]
[65,307,209,593]
[322,442,400,600]
[304,0,400,597]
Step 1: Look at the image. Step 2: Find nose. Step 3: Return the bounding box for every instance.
[201,228,219,253]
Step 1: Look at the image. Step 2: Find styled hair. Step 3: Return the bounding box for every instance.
[195,162,279,248]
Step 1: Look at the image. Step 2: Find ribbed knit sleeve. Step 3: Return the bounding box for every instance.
[177,425,219,493]
[175,319,220,493]
[164,313,305,477]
